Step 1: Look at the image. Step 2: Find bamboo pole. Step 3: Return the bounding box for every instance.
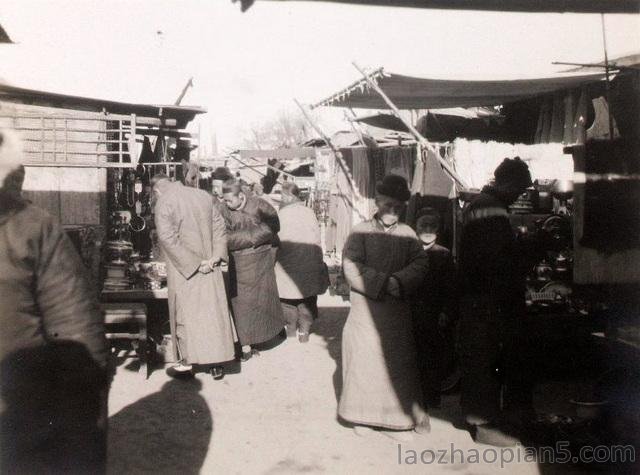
[294,98,367,222]
[293,99,360,198]
[600,14,615,141]
[246,155,298,180]
[228,154,268,178]
[345,108,366,147]
[351,62,469,190]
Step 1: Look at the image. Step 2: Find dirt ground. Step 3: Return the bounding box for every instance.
[107,293,540,475]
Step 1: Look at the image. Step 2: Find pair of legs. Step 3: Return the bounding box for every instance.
[458,301,534,429]
[169,324,224,380]
[281,296,318,342]
[414,312,449,409]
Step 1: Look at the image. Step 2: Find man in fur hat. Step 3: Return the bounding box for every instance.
[458,157,534,442]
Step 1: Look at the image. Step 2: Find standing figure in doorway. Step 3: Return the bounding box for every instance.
[339,175,430,440]
[275,182,329,342]
[222,178,285,361]
[152,174,235,380]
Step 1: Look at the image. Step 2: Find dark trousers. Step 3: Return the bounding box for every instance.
[414,312,448,408]
[458,297,533,425]
[281,296,318,336]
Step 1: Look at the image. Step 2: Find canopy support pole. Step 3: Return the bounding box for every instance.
[600,14,615,141]
[345,108,366,146]
[351,62,469,190]
[294,99,363,203]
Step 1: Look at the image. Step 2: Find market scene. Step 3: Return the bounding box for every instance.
[0,1,639,474]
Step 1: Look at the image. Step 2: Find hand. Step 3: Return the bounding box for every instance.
[207,257,222,269]
[386,276,401,298]
[199,261,212,274]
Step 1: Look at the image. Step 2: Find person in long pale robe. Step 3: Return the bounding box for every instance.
[153,175,235,380]
[275,182,329,342]
[339,175,430,439]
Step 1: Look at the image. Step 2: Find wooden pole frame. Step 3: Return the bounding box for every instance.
[351,62,469,190]
[294,98,362,200]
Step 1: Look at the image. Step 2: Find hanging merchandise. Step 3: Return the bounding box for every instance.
[586,96,620,141]
[347,147,374,226]
[153,134,167,162]
[382,146,414,183]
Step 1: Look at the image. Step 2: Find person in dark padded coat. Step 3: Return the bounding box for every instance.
[457,157,534,442]
[412,208,457,410]
[222,178,284,361]
[0,128,109,474]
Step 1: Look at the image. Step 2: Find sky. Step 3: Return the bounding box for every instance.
[1,0,638,151]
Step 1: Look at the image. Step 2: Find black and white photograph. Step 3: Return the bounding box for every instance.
[1,1,639,473]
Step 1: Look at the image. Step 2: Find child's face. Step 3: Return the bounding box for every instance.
[418,232,437,247]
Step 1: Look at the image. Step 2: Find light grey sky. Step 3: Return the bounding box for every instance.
[1,0,638,150]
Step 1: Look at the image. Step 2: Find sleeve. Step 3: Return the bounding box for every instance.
[36,216,107,367]
[227,221,273,251]
[211,200,229,263]
[256,198,280,235]
[154,198,201,279]
[342,229,389,300]
[391,233,428,299]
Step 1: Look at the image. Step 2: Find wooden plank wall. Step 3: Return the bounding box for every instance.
[1,102,108,226]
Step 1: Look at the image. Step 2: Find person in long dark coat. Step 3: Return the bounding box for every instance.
[412,209,457,409]
[457,157,535,438]
[339,175,430,441]
[221,179,284,361]
[153,175,236,380]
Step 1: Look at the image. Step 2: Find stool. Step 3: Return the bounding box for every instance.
[102,303,149,379]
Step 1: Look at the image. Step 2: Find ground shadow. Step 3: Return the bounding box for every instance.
[107,378,211,474]
[312,306,349,403]
[1,341,108,474]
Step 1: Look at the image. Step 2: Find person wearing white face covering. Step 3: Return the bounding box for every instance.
[339,174,430,441]
[412,208,457,410]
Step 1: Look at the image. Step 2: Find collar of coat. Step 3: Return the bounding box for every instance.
[236,193,248,211]
[373,214,399,233]
[279,198,301,210]
[0,190,27,225]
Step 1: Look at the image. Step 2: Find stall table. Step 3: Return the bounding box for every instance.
[101,288,171,373]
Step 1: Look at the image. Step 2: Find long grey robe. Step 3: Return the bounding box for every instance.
[155,181,235,364]
[339,218,428,430]
[275,201,328,299]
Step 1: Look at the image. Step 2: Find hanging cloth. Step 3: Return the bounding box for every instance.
[562,91,576,144]
[573,87,588,145]
[549,94,565,143]
[586,96,620,141]
[137,136,155,184]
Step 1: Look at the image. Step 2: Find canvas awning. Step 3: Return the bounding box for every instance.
[314,69,607,110]
[354,107,500,131]
[239,0,640,14]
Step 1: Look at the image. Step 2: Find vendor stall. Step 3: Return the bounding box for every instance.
[0,83,206,373]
